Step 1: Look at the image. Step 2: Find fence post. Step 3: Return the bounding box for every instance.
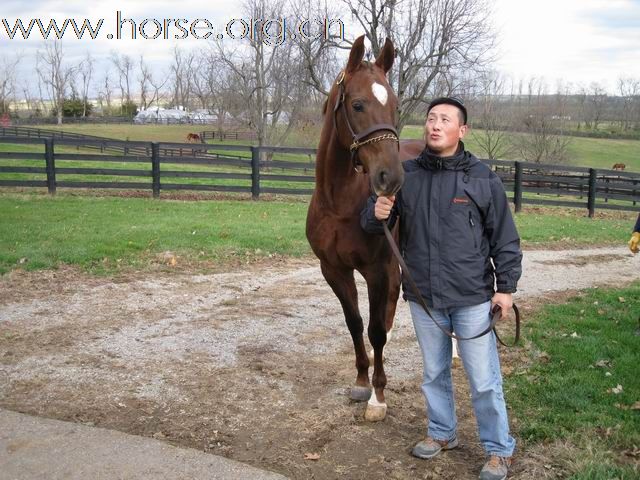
[587,168,597,218]
[151,142,160,198]
[251,146,260,199]
[44,138,56,195]
[513,161,523,213]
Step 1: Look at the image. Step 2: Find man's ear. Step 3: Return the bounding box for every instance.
[459,124,469,139]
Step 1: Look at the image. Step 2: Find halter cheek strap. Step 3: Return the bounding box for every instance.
[332,70,399,173]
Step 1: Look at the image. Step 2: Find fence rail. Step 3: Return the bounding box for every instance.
[199,130,258,141]
[0,138,638,215]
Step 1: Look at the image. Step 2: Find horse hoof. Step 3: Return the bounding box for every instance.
[350,386,372,402]
[364,403,387,422]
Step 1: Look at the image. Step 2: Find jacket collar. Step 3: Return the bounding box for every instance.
[418,141,474,171]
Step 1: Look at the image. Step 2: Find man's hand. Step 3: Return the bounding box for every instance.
[375,195,395,221]
[629,232,640,254]
[491,292,513,319]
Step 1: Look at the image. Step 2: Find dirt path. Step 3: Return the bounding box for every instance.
[1,247,638,479]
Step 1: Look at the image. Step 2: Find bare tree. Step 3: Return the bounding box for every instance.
[513,77,571,164]
[169,46,195,109]
[0,54,20,114]
[213,0,309,147]
[110,52,134,111]
[197,52,238,135]
[586,82,607,130]
[290,0,345,100]
[617,77,640,131]
[470,70,514,160]
[97,70,114,114]
[36,41,76,124]
[148,72,169,109]
[191,55,213,110]
[339,0,496,132]
[78,52,94,117]
[138,55,153,110]
[21,86,35,113]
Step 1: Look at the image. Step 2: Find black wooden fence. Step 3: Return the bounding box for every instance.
[199,130,258,141]
[0,137,638,216]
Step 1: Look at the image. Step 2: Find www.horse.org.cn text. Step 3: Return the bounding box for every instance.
[1,11,346,45]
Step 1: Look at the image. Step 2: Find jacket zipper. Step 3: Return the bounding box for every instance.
[468,211,477,249]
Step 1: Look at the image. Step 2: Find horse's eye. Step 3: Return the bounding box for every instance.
[352,102,364,112]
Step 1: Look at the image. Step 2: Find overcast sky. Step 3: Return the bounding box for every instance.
[2,0,639,97]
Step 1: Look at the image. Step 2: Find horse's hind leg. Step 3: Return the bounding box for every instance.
[320,263,371,401]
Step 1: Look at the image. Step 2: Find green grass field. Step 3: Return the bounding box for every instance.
[506,283,640,478]
[0,193,310,274]
[0,192,636,275]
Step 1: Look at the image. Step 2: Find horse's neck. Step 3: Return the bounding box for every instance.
[315,133,368,214]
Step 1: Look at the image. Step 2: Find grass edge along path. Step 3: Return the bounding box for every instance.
[505,282,640,479]
[0,192,637,275]
[0,193,309,275]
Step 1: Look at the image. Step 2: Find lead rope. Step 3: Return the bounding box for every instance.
[382,221,520,347]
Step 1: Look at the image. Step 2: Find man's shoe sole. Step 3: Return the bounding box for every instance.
[411,437,459,459]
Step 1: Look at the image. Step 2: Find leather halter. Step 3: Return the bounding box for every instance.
[332,70,399,173]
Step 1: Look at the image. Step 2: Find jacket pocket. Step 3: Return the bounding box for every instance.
[468,211,477,249]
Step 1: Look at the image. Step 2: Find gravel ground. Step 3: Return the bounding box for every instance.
[0,246,638,479]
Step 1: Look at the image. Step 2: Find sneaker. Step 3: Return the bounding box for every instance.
[479,455,512,480]
[411,435,459,459]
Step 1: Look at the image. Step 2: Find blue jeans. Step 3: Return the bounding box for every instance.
[409,300,516,457]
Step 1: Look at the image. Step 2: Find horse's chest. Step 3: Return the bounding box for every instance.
[307,214,375,267]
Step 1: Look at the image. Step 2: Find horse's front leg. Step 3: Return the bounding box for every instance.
[320,263,372,401]
[362,268,396,421]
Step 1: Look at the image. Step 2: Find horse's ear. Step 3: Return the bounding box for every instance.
[346,35,366,74]
[375,38,395,73]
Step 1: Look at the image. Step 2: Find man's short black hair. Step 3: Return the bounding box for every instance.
[427,96,468,125]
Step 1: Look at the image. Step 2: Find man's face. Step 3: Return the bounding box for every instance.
[424,104,468,157]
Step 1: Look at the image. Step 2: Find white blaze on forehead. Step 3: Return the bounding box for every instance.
[371,82,388,106]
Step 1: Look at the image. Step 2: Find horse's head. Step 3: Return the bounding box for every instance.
[331,35,404,197]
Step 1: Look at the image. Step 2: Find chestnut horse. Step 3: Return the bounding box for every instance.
[306,36,422,421]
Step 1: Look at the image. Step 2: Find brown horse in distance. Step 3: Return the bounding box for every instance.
[306,36,424,421]
[612,163,626,171]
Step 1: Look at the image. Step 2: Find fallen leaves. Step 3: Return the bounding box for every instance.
[622,446,640,458]
[156,251,177,266]
[607,384,623,394]
[614,401,640,411]
[594,359,612,368]
[538,351,551,363]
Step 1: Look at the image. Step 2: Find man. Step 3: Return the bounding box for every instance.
[629,213,640,254]
[360,97,522,480]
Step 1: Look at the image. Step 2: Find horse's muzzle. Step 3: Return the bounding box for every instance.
[372,167,404,197]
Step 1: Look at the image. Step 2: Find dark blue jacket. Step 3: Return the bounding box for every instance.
[360,144,522,309]
[634,213,640,233]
